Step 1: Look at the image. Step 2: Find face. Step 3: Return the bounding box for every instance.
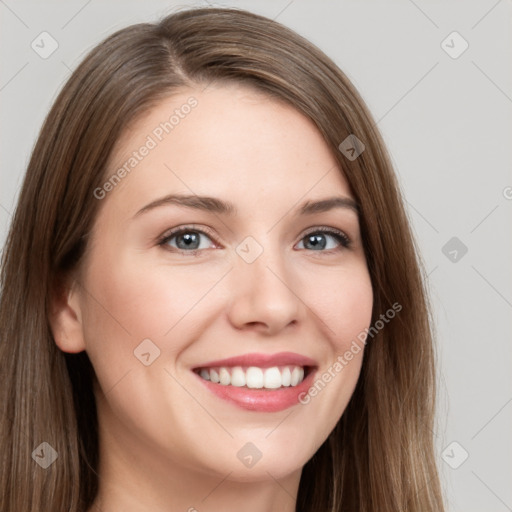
[58,84,373,483]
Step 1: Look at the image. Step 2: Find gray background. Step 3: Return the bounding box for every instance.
[1,1,511,510]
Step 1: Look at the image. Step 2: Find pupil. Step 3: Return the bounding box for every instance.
[307,234,326,250]
[178,232,199,249]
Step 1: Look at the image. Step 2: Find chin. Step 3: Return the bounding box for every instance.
[199,442,313,483]
[223,462,304,483]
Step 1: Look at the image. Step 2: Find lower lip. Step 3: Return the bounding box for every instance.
[193,369,316,412]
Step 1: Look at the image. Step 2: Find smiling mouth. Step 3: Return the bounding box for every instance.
[193,365,312,389]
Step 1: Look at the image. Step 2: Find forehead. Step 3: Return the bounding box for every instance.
[104,83,353,215]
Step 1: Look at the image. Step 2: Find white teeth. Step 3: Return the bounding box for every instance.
[263,367,282,389]
[290,367,304,386]
[210,369,220,384]
[230,366,246,387]
[246,367,264,389]
[219,367,231,385]
[281,367,291,387]
[197,365,306,389]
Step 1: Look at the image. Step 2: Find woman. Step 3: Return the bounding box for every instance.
[0,7,445,511]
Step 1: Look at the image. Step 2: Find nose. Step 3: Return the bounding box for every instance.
[226,245,303,335]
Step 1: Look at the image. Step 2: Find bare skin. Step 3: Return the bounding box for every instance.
[51,83,373,512]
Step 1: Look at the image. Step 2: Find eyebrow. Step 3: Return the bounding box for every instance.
[134,194,359,218]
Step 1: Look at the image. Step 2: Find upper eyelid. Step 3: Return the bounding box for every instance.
[302,225,347,236]
[160,224,216,240]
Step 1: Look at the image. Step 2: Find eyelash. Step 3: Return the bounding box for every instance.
[157,225,351,255]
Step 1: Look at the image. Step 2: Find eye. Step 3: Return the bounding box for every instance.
[157,225,350,255]
[158,226,216,253]
[295,228,350,252]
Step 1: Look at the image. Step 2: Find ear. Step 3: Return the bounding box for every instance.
[49,274,87,353]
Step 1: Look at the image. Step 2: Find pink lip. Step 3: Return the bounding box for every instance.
[194,369,317,412]
[193,351,317,370]
[192,352,318,413]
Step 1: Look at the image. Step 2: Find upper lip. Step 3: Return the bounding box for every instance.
[193,351,317,369]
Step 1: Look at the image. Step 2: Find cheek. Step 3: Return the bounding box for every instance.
[307,265,373,348]
[83,250,222,338]
[79,249,230,360]
[281,265,372,456]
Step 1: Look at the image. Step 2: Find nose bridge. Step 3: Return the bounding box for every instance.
[227,234,301,332]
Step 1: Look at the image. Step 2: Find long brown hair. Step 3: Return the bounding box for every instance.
[0,7,444,511]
